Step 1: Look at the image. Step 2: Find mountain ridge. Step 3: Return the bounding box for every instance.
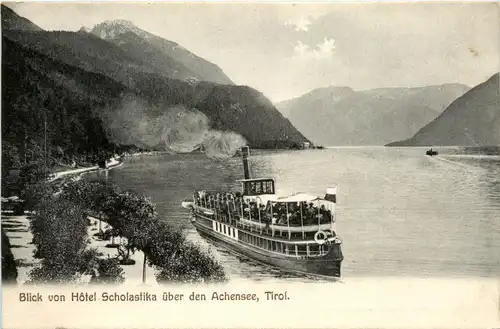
[1,4,43,31]
[276,84,470,146]
[89,20,234,85]
[2,6,309,178]
[387,73,500,147]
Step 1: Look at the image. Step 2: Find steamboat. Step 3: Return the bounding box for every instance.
[181,146,343,278]
[426,148,439,156]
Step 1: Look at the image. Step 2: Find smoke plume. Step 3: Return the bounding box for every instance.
[100,96,247,159]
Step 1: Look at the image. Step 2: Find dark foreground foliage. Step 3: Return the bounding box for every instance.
[26,186,124,284]
[145,221,226,283]
[61,180,227,284]
[2,228,18,284]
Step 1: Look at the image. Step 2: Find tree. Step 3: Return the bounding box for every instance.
[102,228,121,248]
[57,179,228,284]
[28,197,89,283]
[92,258,125,284]
[1,141,21,178]
[100,190,157,264]
[2,229,18,284]
[17,161,50,199]
[22,181,59,212]
[145,221,227,284]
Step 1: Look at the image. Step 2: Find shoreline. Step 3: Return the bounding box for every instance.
[1,161,129,285]
[1,211,158,285]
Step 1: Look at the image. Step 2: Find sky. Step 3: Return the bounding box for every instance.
[7,2,500,102]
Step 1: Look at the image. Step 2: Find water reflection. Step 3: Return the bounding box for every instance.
[86,148,500,281]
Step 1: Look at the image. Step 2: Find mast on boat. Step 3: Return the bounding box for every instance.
[241,145,251,180]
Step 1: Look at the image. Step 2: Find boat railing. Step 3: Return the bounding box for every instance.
[193,206,337,241]
[193,194,334,224]
[237,217,331,233]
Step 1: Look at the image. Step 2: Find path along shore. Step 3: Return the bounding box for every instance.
[1,161,157,286]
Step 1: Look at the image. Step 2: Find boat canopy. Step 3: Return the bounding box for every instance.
[268,192,333,204]
[237,178,275,182]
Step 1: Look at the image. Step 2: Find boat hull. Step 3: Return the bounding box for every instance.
[192,218,342,279]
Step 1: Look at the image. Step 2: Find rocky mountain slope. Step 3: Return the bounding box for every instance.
[387,74,500,146]
[1,5,42,31]
[2,5,308,174]
[89,20,234,85]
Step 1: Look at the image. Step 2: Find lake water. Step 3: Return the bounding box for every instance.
[86,147,500,282]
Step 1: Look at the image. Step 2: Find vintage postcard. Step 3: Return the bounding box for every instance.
[1,1,499,328]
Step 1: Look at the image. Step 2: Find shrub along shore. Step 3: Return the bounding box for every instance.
[4,172,227,285]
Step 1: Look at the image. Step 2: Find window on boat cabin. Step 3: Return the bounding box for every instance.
[264,181,274,194]
[243,179,275,195]
[255,182,262,194]
[223,225,226,234]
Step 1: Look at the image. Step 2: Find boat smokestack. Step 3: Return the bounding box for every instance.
[241,146,251,179]
[325,187,337,203]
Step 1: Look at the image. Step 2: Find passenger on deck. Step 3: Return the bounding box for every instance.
[278,214,287,225]
[320,205,332,223]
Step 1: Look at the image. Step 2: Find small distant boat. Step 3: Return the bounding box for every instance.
[98,156,123,169]
[426,148,438,156]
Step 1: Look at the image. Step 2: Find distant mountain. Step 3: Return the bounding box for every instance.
[89,20,233,85]
[2,32,307,160]
[1,4,42,31]
[388,74,500,147]
[276,84,470,146]
[2,36,129,171]
[277,86,355,119]
[1,5,309,176]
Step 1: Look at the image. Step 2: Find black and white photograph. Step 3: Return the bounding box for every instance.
[1,1,499,327]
